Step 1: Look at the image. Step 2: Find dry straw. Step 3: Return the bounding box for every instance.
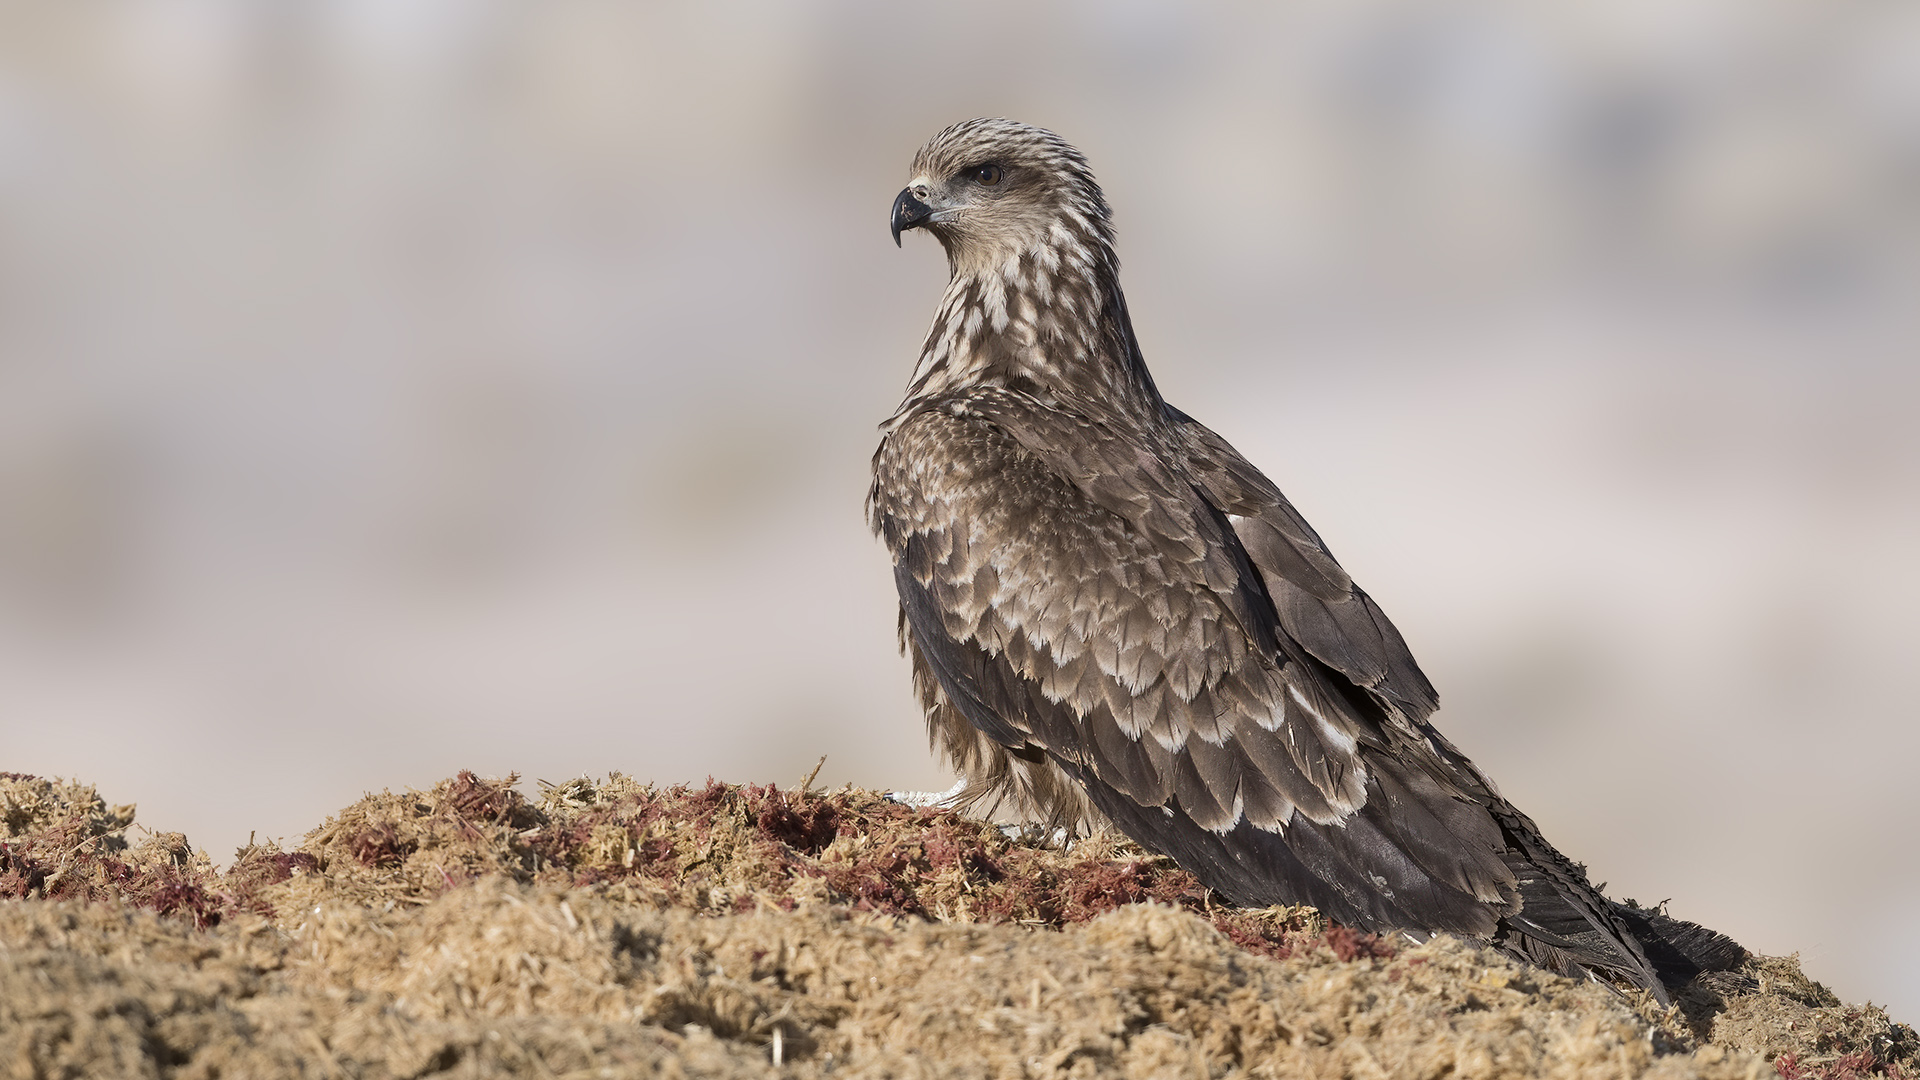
[1,770,1912,1078]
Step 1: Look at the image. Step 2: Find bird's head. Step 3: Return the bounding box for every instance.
[891,119,1113,276]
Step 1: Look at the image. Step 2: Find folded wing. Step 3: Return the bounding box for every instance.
[873,388,1522,938]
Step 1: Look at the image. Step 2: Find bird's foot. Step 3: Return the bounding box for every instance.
[884,779,967,809]
[998,823,1072,849]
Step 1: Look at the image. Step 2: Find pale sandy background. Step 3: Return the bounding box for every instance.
[1,0,1915,1018]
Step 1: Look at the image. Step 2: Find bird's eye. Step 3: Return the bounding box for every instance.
[972,164,1003,186]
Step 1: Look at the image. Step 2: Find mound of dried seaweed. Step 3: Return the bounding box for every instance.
[1,770,1912,1079]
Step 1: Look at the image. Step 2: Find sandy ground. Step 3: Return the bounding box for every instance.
[2,771,1912,1079]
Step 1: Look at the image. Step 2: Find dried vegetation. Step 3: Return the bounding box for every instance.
[1,770,1912,1079]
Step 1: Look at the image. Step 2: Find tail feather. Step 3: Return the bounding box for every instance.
[1489,833,1667,1003]
[1611,902,1750,988]
[1478,801,1747,1003]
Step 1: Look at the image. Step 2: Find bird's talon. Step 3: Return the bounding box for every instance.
[884,779,967,809]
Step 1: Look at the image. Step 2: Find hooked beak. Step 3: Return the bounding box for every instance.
[890,187,933,247]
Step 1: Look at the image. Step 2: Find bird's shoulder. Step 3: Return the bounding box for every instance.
[868,388,1076,553]
[876,385,1137,473]
[874,386,1203,524]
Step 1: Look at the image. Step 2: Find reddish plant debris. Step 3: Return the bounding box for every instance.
[446,769,542,828]
[221,846,322,918]
[1324,924,1399,962]
[1,835,225,928]
[349,822,413,868]
[752,786,841,854]
[1777,1047,1915,1080]
[146,879,224,929]
[0,842,50,898]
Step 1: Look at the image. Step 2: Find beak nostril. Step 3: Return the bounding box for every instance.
[912,185,931,200]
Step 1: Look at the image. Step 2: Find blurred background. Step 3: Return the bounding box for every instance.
[1,0,1915,1017]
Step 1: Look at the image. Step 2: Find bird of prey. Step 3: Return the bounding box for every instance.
[869,118,1742,1001]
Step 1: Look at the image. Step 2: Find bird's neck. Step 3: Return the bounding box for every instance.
[895,243,1166,427]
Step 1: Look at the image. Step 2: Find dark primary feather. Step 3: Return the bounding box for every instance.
[870,118,1741,1001]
